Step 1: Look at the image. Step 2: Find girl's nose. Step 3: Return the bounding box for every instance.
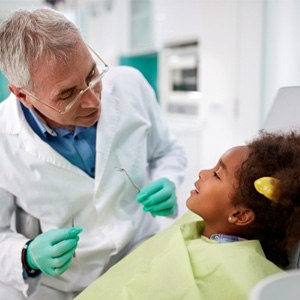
[199,169,210,181]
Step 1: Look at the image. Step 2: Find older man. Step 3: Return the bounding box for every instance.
[0,8,186,299]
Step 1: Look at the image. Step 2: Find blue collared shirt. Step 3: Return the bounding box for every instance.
[21,104,96,178]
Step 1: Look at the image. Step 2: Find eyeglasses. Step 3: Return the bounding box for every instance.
[22,45,109,114]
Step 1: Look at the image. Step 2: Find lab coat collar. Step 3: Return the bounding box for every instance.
[0,95,76,171]
[0,93,25,135]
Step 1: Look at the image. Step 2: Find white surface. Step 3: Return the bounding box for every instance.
[250,270,300,300]
[264,86,300,132]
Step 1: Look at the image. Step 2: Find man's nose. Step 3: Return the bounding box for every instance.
[80,87,100,108]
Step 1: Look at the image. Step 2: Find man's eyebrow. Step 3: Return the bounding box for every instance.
[54,63,96,98]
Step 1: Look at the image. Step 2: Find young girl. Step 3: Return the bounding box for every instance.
[76,131,300,300]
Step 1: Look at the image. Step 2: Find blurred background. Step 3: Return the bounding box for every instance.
[0,0,299,226]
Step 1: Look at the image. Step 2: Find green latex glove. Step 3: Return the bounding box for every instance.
[26,227,82,276]
[136,178,177,216]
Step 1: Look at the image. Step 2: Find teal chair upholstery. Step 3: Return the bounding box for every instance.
[0,72,10,102]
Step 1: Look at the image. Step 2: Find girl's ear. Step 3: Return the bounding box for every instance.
[9,84,34,108]
[228,206,255,227]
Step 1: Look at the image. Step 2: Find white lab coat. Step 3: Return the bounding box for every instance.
[0,67,187,299]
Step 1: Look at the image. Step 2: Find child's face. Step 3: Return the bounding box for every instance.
[186,146,249,236]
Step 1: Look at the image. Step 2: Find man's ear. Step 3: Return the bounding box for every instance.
[228,206,255,227]
[8,84,34,108]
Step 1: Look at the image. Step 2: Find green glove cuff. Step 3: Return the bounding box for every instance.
[25,240,39,270]
[21,240,41,278]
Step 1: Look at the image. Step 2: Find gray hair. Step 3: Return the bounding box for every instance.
[0,8,81,88]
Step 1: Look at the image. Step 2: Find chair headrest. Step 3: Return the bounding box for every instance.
[264,86,300,132]
[264,86,300,270]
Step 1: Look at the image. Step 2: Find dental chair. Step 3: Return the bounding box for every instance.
[264,86,300,133]
[263,86,300,271]
[250,86,300,299]
[250,270,300,300]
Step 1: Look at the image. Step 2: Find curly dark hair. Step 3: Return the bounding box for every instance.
[232,130,300,267]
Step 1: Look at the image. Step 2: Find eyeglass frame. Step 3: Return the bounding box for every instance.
[21,45,109,115]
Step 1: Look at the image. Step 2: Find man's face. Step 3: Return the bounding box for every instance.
[26,39,102,129]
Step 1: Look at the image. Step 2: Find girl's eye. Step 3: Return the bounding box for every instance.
[213,171,220,179]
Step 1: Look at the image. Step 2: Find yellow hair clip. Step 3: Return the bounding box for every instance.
[254,177,280,203]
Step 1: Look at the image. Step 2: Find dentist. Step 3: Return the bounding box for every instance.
[0,8,186,299]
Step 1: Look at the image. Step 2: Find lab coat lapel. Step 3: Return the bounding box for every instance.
[94,89,120,193]
[19,124,85,176]
[4,95,89,176]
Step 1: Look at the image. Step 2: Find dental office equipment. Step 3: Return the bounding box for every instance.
[115,167,140,192]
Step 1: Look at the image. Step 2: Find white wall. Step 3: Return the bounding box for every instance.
[262,0,300,123]
[57,0,129,66]
[235,0,264,143]
[153,0,203,49]
[0,0,44,19]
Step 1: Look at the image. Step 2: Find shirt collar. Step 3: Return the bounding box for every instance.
[24,104,95,138]
[27,108,58,137]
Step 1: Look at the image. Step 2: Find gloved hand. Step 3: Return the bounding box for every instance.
[26,227,82,276]
[136,178,177,216]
